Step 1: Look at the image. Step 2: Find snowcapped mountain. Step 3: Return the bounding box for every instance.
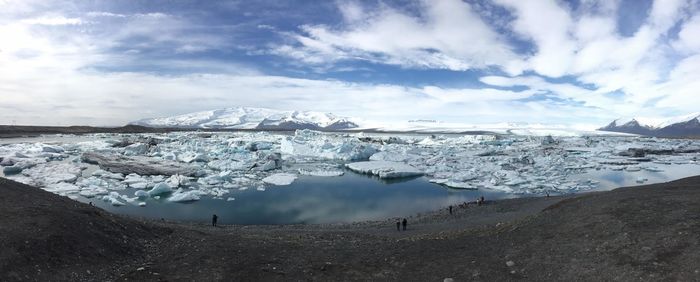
[130,107,360,130]
[599,113,700,137]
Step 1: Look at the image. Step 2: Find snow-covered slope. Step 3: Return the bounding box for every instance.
[600,113,700,136]
[130,107,360,130]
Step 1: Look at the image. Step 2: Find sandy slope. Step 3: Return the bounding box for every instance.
[1,176,699,281]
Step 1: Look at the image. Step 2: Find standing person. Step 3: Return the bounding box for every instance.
[480,196,485,204]
[402,218,407,231]
[396,219,400,231]
[212,214,218,227]
[449,205,453,215]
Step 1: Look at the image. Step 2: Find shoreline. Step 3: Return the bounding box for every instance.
[3,175,700,280]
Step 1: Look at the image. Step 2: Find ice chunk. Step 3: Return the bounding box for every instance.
[102,192,126,206]
[44,182,81,194]
[3,165,22,175]
[19,162,83,186]
[166,174,191,187]
[79,186,109,198]
[177,152,209,163]
[369,151,409,162]
[346,161,423,178]
[148,182,173,196]
[298,168,344,177]
[262,173,298,185]
[124,143,149,155]
[123,174,149,189]
[429,179,477,189]
[42,145,65,153]
[134,190,149,198]
[91,169,125,180]
[280,129,377,161]
[168,189,202,202]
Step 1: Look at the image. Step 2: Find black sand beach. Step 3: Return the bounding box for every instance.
[1,176,699,281]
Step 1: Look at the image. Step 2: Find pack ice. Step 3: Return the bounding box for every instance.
[2,130,700,206]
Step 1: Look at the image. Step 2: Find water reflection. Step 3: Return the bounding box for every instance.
[85,172,505,225]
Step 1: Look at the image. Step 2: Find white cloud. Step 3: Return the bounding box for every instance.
[674,14,700,53]
[272,0,523,74]
[2,0,699,127]
[495,0,576,77]
[21,16,83,25]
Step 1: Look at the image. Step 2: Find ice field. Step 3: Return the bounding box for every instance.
[1,130,699,223]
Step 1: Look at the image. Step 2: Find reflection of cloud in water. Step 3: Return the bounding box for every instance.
[577,164,699,191]
[87,164,700,225]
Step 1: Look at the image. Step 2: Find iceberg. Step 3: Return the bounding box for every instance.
[168,189,202,202]
[298,168,344,177]
[262,173,298,185]
[148,183,173,196]
[346,161,423,179]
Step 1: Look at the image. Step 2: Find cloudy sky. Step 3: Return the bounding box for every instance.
[1,0,699,127]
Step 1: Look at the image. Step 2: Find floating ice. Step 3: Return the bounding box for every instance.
[3,165,22,175]
[298,168,344,177]
[124,143,149,156]
[134,190,149,198]
[346,161,423,179]
[281,129,377,161]
[102,192,126,206]
[148,182,173,196]
[262,173,298,185]
[168,189,202,202]
[42,145,65,153]
[92,169,125,180]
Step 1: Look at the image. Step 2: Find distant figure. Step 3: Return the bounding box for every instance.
[402,218,407,231]
[449,205,453,215]
[212,214,218,227]
[89,201,93,206]
[546,191,550,198]
[396,220,400,231]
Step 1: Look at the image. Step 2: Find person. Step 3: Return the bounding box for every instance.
[396,220,400,231]
[212,214,218,227]
[481,196,485,204]
[449,205,453,215]
[402,218,407,231]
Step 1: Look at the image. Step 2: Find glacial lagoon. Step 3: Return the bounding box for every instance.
[2,131,699,224]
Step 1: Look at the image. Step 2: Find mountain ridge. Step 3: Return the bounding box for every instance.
[599,113,700,137]
[130,107,360,131]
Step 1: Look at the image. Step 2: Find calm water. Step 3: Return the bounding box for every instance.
[79,163,700,225]
[80,172,510,225]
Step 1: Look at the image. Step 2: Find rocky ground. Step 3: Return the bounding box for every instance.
[2,176,700,281]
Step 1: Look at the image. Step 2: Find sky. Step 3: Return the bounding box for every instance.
[1,0,699,128]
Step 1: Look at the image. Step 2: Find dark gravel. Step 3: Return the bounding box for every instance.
[2,176,700,281]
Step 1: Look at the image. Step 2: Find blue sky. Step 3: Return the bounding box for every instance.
[1,0,699,127]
